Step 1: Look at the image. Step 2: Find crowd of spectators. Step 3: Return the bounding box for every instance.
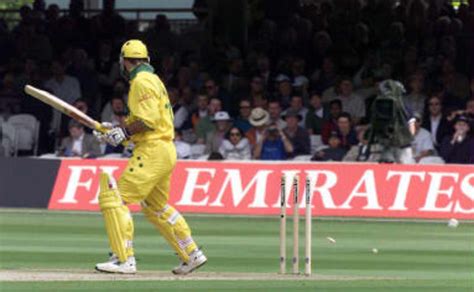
[0,0,473,164]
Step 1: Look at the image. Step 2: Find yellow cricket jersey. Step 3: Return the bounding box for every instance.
[126,64,174,143]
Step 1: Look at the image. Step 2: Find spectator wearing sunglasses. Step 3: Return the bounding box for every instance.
[219,126,251,160]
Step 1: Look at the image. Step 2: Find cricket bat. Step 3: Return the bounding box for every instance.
[24,85,108,133]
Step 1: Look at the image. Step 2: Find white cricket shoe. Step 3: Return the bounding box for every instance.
[95,256,137,274]
[172,249,207,275]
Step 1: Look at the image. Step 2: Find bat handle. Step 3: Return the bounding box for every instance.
[94,122,109,134]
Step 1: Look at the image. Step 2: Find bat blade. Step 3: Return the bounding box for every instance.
[24,85,106,133]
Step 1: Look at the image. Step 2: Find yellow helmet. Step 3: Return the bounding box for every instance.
[120,39,149,59]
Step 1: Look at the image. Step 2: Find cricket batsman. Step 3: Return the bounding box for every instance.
[93,40,207,274]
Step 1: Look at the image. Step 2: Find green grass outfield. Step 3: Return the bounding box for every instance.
[0,209,472,291]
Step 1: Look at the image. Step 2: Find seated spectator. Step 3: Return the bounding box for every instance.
[332,77,365,124]
[282,95,308,127]
[335,112,358,150]
[0,73,21,118]
[283,109,311,157]
[246,107,271,147]
[273,75,293,109]
[58,120,101,158]
[421,95,451,149]
[101,80,128,120]
[204,79,233,116]
[174,130,191,159]
[253,123,293,160]
[44,59,82,137]
[439,115,474,164]
[321,99,343,144]
[249,76,266,107]
[204,111,233,154]
[100,97,127,155]
[404,72,427,116]
[305,92,328,135]
[221,56,248,100]
[234,99,252,133]
[169,86,189,130]
[196,97,222,144]
[311,131,347,161]
[60,98,95,138]
[412,114,436,163]
[102,96,127,126]
[190,94,209,129]
[311,56,337,95]
[439,59,470,109]
[219,126,251,160]
[268,100,286,129]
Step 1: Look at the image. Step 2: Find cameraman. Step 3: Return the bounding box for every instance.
[253,123,293,160]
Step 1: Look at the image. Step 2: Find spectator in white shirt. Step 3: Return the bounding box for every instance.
[333,77,365,124]
[219,127,251,160]
[44,59,82,137]
[58,121,101,158]
[412,114,435,162]
[101,96,126,126]
[174,130,191,159]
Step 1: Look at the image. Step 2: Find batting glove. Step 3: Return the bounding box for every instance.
[104,127,130,147]
[93,122,113,143]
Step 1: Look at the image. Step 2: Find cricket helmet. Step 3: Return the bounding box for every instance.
[120,39,149,59]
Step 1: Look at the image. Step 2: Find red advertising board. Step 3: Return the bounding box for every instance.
[48,159,474,219]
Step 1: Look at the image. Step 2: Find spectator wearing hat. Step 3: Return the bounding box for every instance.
[305,92,328,135]
[246,107,271,147]
[282,95,308,127]
[283,108,311,157]
[196,97,222,144]
[204,111,233,154]
[58,120,101,158]
[411,113,435,163]
[254,123,293,160]
[219,126,251,160]
[439,115,474,164]
[234,99,253,133]
[268,100,287,130]
[273,74,293,109]
[311,131,347,161]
